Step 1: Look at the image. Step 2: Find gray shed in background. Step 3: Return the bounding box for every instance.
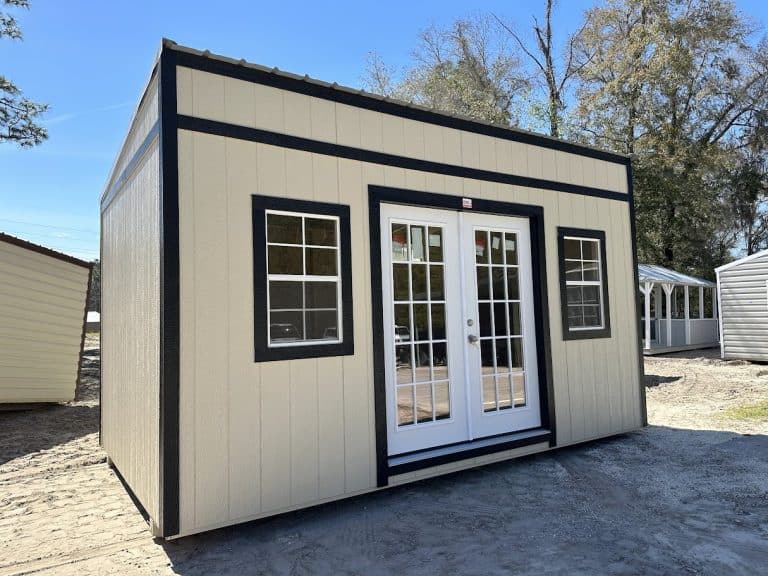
[716,249,768,361]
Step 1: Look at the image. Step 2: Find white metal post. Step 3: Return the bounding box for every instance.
[662,283,673,347]
[699,286,704,319]
[684,285,691,345]
[642,282,653,350]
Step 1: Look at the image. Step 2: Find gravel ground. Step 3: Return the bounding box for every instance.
[0,339,766,575]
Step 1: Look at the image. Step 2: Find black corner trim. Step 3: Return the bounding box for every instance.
[557,227,612,341]
[159,46,180,538]
[177,115,629,204]
[368,185,555,485]
[388,430,552,476]
[252,195,354,362]
[626,163,648,426]
[170,46,629,166]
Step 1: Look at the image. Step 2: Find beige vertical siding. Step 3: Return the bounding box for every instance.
[0,241,89,403]
[719,253,768,361]
[170,63,641,536]
[100,77,161,525]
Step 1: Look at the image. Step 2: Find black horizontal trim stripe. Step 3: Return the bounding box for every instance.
[177,115,629,203]
[172,47,628,166]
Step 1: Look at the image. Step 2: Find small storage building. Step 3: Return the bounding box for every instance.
[638,264,719,354]
[0,232,92,404]
[101,40,646,538]
[716,249,768,361]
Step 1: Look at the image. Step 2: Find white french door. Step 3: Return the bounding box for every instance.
[381,204,540,456]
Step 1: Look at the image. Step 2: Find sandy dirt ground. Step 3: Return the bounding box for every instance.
[0,339,766,575]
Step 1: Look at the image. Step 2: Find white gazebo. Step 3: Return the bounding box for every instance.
[638,264,719,355]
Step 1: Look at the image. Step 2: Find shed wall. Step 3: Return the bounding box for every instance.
[0,241,89,402]
[100,78,161,524]
[175,66,642,535]
[719,253,768,361]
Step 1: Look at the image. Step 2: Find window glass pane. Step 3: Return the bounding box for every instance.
[268,245,303,274]
[411,226,426,262]
[267,213,302,244]
[583,305,601,327]
[270,311,303,341]
[567,286,584,305]
[305,282,337,309]
[490,231,504,264]
[411,264,427,300]
[565,260,582,282]
[305,310,338,340]
[582,239,599,261]
[475,230,489,263]
[582,285,600,304]
[391,223,408,262]
[504,233,518,265]
[564,238,581,259]
[393,264,409,301]
[305,217,336,246]
[568,306,585,328]
[306,247,337,275]
[583,261,600,282]
[428,227,443,262]
[269,281,302,310]
[430,265,444,300]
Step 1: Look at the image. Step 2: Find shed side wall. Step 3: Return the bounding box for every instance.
[175,65,642,535]
[100,80,161,523]
[719,253,768,361]
[0,242,89,402]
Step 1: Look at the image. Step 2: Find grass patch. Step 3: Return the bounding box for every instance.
[722,400,768,421]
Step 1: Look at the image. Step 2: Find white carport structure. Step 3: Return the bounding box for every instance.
[638,264,719,355]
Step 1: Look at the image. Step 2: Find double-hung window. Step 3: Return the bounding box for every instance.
[557,228,611,340]
[252,195,353,361]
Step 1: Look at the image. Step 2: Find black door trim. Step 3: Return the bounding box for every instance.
[368,185,555,486]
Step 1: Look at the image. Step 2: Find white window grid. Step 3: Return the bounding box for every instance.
[265,209,342,348]
[564,236,604,331]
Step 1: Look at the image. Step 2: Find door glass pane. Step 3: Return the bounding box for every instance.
[428,227,443,262]
[434,382,450,420]
[513,374,526,407]
[478,303,492,337]
[508,302,521,336]
[493,303,507,336]
[507,268,520,300]
[492,267,505,300]
[415,383,433,423]
[511,338,524,370]
[480,339,495,374]
[497,374,512,410]
[430,265,445,300]
[392,224,408,261]
[483,376,496,412]
[476,266,490,300]
[475,230,488,263]
[397,386,414,426]
[504,233,518,265]
[490,231,504,264]
[390,219,452,427]
[495,338,510,372]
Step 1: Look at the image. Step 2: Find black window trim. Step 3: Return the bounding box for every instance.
[252,194,354,361]
[557,227,611,340]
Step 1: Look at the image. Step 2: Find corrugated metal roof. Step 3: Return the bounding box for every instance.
[715,248,768,273]
[638,264,715,287]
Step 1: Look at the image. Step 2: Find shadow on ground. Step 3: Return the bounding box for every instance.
[644,374,682,387]
[156,426,768,576]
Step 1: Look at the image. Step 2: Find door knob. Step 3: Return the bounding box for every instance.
[467,334,479,344]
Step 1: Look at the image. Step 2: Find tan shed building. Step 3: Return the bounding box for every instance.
[101,40,646,538]
[0,232,92,404]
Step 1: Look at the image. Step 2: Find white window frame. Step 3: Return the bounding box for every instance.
[563,235,605,332]
[265,209,343,348]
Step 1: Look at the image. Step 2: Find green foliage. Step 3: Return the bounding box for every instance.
[722,400,768,421]
[1,0,47,147]
[88,260,101,312]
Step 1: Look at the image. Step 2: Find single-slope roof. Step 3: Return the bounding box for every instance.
[638,264,715,287]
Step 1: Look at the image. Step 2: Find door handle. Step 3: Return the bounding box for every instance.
[467,334,479,344]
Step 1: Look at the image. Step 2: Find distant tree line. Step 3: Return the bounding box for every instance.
[364,0,768,279]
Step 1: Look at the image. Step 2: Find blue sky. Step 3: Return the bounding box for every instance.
[1,0,767,260]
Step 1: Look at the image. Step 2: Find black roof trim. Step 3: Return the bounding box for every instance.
[0,231,93,268]
[163,40,629,166]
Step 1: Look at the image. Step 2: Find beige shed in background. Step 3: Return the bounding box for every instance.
[101,39,645,538]
[0,232,92,404]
